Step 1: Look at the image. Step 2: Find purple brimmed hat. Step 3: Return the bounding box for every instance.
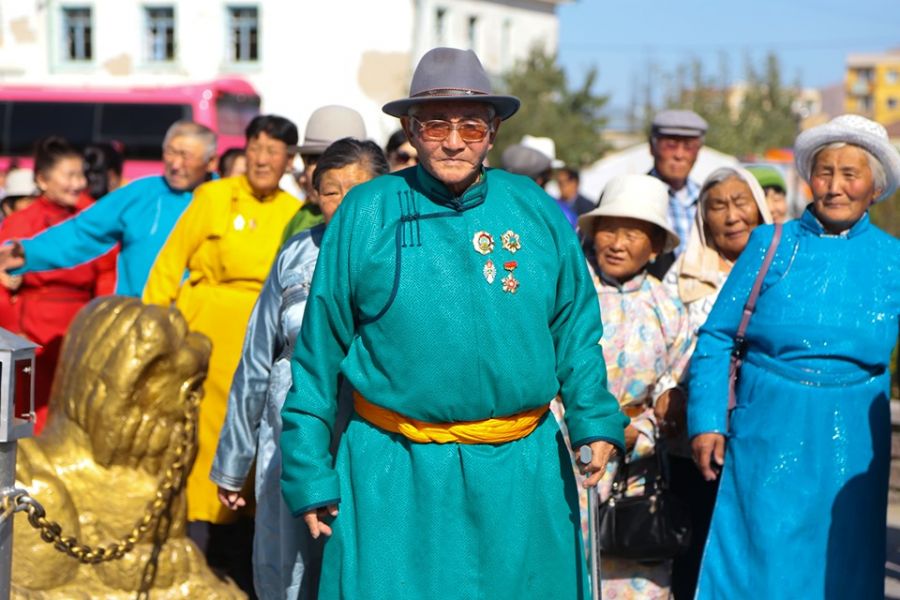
[383,47,520,120]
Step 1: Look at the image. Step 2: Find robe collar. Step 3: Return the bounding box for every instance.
[237,174,281,202]
[414,164,487,211]
[597,268,648,293]
[800,205,870,239]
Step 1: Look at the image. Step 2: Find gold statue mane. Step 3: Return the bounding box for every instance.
[12,296,244,598]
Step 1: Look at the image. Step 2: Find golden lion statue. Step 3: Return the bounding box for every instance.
[11,297,244,599]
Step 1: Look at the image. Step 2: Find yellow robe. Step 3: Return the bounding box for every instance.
[143,175,300,523]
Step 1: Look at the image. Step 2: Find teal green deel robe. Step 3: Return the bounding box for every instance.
[280,165,628,599]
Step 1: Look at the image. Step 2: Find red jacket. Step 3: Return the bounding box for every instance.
[0,194,116,432]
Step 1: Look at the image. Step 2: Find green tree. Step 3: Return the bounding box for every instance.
[870,189,900,237]
[649,53,800,158]
[489,46,610,168]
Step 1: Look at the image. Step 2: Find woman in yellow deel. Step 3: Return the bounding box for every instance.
[143,115,300,584]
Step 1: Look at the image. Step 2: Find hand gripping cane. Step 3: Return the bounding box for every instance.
[579,446,602,600]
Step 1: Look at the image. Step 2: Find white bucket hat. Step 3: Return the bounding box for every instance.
[794,114,900,202]
[4,168,36,198]
[577,174,680,253]
[521,135,564,168]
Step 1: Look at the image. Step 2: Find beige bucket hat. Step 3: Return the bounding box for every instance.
[577,174,680,253]
[297,105,367,155]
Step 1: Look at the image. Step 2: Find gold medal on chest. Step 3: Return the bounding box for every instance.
[473,230,494,255]
[483,259,497,284]
[502,273,520,293]
[501,230,521,253]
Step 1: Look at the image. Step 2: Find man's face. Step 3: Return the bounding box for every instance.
[556,171,579,200]
[163,135,215,191]
[403,101,500,195]
[650,135,702,188]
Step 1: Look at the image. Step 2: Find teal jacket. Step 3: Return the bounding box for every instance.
[280,165,627,514]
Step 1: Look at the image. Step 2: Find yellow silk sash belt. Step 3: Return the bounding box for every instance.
[353,392,549,444]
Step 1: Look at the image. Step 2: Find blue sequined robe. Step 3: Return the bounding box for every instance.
[688,208,900,599]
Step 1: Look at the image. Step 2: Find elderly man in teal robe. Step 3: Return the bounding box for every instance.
[280,47,628,599]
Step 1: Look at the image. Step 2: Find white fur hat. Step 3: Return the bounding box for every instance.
[794,114,900,202]
[577,174,680,253]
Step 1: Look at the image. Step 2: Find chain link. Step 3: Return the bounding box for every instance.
[4,382,200,565]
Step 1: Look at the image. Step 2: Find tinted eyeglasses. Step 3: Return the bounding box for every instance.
[410,117,492,143]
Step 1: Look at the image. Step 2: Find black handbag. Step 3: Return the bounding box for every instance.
[595,443,691,561]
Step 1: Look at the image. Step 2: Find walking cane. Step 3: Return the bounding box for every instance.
[579,446,602,600]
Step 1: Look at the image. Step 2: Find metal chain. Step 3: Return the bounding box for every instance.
[4,382,200,565]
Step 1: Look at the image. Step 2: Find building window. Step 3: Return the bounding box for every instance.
[467,16,478,51]
[856,67,875,83]
[860,95,873,112]
[435,8,446,45]
[889,97,898,110]
[62,7,92,61]
[145,7,175,61]
[887,70,898,84]
[228,6,258,62]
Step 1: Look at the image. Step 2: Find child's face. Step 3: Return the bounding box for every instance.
[593,216,662,281]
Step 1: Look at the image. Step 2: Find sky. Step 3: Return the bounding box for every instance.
[556,0,900,123]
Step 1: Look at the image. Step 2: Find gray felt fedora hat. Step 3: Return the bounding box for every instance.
[297,105,367,155]
[383,47,520,120]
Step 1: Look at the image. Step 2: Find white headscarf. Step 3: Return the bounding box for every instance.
[675,166,773,304]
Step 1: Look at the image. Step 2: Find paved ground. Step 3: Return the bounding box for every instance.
[888,401,900,599]
[888,504,900,599]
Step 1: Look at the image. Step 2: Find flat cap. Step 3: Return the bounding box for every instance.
[651,109,708,137]
[501,144,552,180]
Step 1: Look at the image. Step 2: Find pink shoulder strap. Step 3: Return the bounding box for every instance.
[727,223,783,411]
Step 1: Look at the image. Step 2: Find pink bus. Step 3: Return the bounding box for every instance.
[0,78,260,179]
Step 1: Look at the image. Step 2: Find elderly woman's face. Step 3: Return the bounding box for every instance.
[315,162,376,224]
[810,145,879,232]
[245,131,293,196]
[704,176,761,262]
[593,216,662,281]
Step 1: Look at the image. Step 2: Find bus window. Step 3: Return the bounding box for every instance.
[7,102,95,155]
[0,103,7,154]
[99,103,191,160]
[216,92,260,137]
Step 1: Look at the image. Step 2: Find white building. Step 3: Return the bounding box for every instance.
[0,0,566,142]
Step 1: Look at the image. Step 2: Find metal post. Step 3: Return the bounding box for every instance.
[580,445,602,600]
[0,441,17,599]
[588,484,601,600]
